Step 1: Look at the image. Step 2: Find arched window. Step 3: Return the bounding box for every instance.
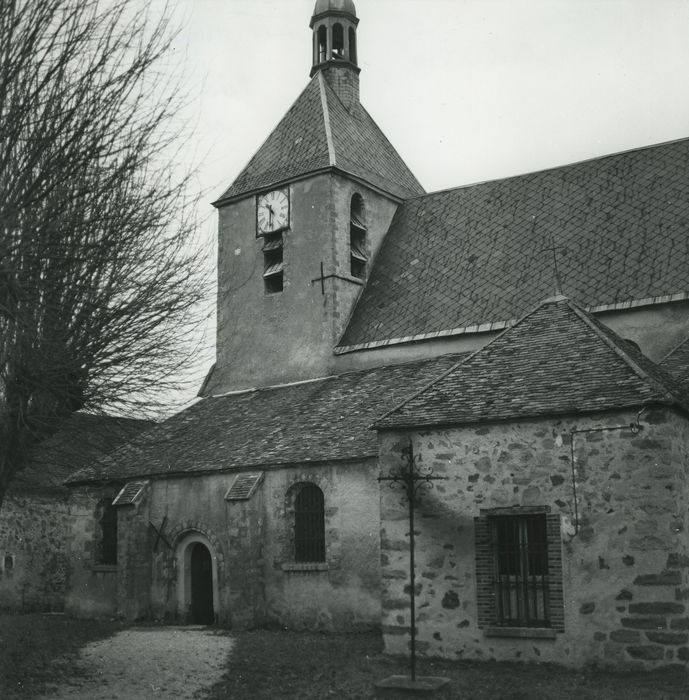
[350,193,367,279]
[97,499,118,565]
[332,23,344,59]
[294,484,325,562]
[317,25,327,63]
[349,27,357,64]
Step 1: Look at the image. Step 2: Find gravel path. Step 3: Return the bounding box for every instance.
[42,626,234,699]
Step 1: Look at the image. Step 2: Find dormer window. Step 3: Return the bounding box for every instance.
[263,232,284,294]
[350,194,367,279]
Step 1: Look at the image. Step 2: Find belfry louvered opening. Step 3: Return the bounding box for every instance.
[263,231,283,294]
[294,484,325,562]
[350,193,367,279]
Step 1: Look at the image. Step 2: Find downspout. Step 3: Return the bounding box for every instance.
[568,408,646,535]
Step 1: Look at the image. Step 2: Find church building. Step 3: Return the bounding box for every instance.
[64,0,689,669]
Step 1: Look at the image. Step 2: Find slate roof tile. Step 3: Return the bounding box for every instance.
[339,138,689,348]
[216,75,423,203]
[67,353,466,484]
[374,297,688,430]
[11,414,152,493]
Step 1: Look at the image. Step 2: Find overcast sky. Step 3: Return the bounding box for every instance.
[167,0,689,203]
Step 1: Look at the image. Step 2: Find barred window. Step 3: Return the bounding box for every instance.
[294,484,325,563]
[474,507,564,631]
[493,514,549,626]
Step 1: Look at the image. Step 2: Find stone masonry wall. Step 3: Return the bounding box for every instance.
[0,490,72,612]
[378,407,689,670]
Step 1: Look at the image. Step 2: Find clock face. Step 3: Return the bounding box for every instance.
[256,189,289,235]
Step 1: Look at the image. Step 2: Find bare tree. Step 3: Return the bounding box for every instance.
[0,0,211,508]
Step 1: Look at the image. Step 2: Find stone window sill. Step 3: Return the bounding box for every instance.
[92,564,117,573]
[485,626,556,639]
[281,562,328,572]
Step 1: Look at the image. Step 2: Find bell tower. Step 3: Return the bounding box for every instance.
[310,0,360,109]
[205,0,423,396]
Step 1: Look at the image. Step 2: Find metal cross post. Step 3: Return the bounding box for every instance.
[378,437,446,682]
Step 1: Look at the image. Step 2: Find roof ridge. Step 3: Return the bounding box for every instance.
[317,73,336,166]
[354,103,425,194]
[410,135,689,200]
[659,334,689,365]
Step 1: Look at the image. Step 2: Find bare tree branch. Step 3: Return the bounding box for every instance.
[0,0,212,507]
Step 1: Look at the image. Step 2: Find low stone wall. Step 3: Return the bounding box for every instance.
[0,490,72,612]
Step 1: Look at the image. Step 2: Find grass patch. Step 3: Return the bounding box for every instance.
[0,613,123,699]
[203,629,688,700]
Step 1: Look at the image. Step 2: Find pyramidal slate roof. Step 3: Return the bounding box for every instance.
[66,352,465,485]
[339,138,689,350]
[374,296,689,430]
[214,73,424,204]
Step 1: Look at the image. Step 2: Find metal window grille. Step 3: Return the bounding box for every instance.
[491,514,549,627]
[294,484,325,563]
[99,501,118,565]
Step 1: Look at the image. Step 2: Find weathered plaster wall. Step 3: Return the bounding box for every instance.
[0,490,72,612]
[64,487,119,618]
[262,460,381,631]
[379,408,689,669]
[209,173,399,394]
[117,491,152,621]
[137,460,380,631]
[600,300,689,362]
[145,475,233,624]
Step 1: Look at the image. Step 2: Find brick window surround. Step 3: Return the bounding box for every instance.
[474,506,564,633]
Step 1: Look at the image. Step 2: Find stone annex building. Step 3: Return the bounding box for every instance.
[8,0,689,670]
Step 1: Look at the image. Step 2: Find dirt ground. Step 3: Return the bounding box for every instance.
[39,626,234,699]
[2,616,688,699]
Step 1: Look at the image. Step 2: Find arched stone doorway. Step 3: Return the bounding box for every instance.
[175,531,220,624]
[190,543,214,624]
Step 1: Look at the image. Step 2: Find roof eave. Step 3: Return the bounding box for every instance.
[212,166,409,209]
[372,400,680,433]
[66,452,379,486]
